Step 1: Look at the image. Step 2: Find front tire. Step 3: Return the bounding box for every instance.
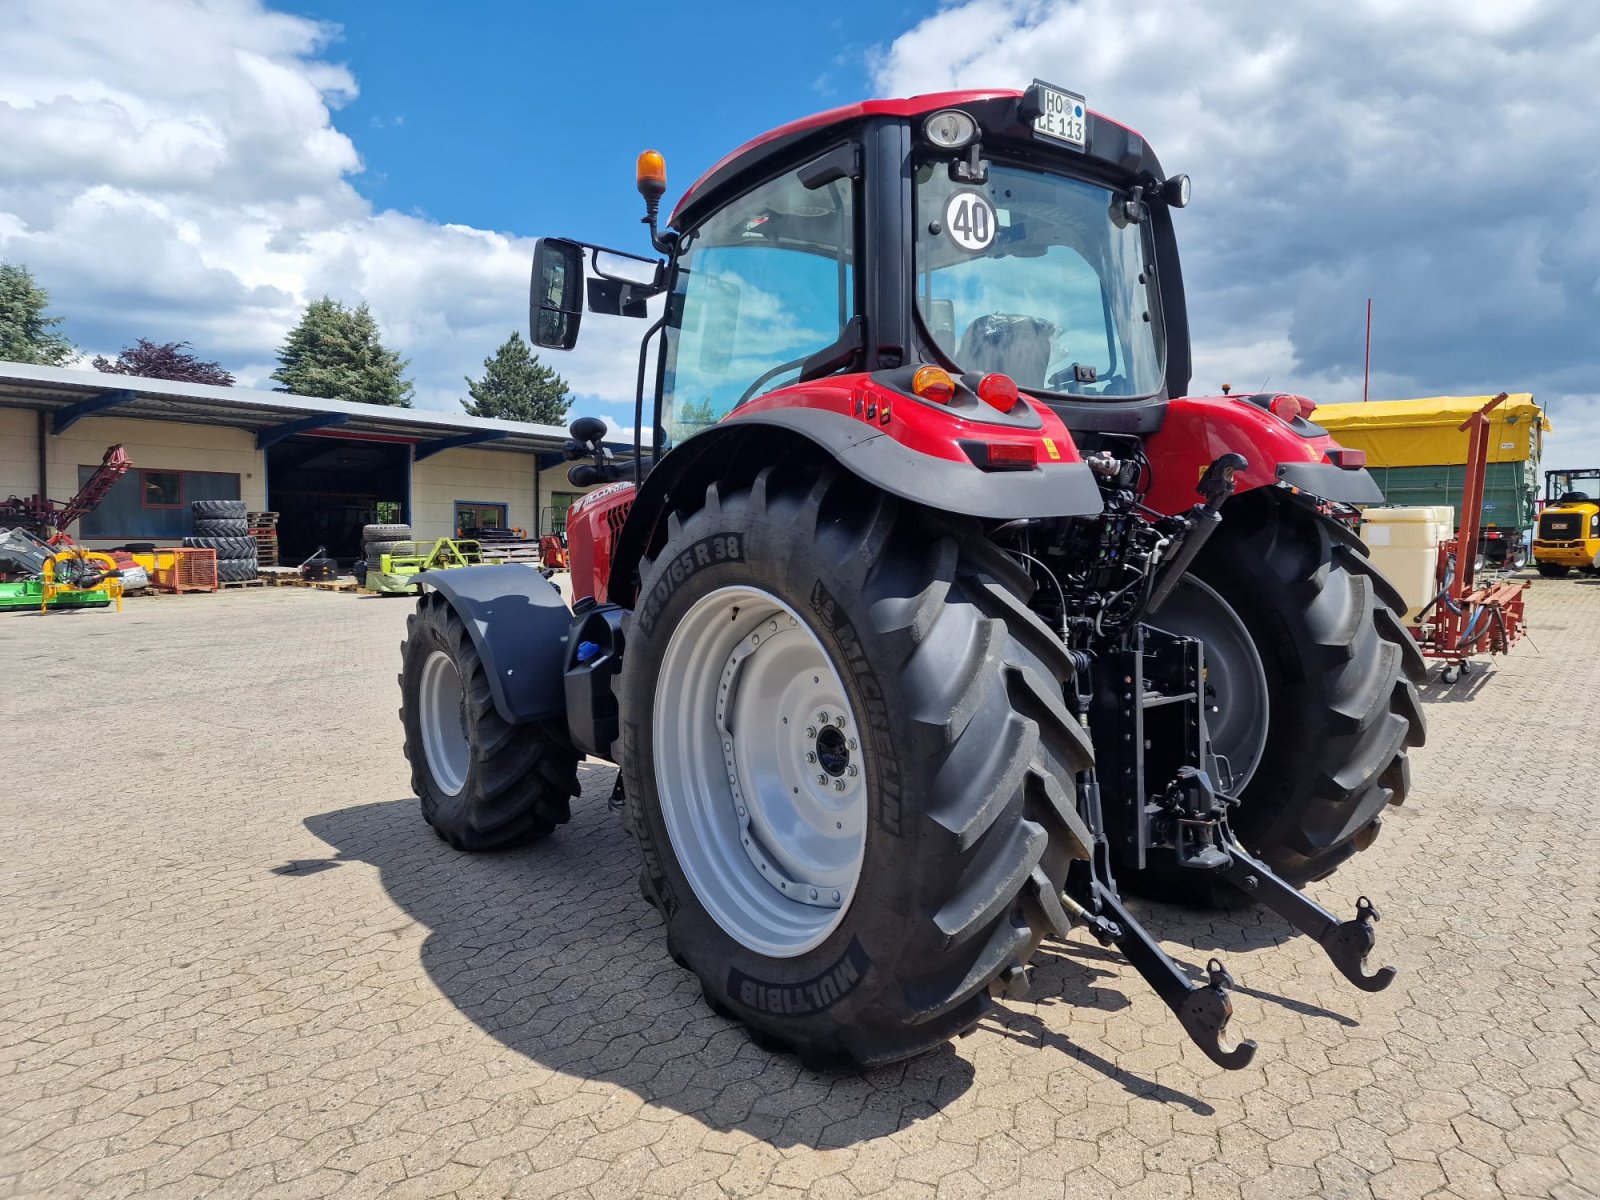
[619,467,1094,1069]
[399,592,580,850]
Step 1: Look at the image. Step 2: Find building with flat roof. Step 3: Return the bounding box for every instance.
[0,363,615,559]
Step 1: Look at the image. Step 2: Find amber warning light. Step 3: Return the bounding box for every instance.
[636,150,667,199]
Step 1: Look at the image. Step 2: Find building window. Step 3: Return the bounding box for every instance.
[545,491,579,536]
[455,501,508,537]
[141,470,183,508]
[78,466,240,540]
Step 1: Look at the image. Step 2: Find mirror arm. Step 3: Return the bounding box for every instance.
[798,315,867,384]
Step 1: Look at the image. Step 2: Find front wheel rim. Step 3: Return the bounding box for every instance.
[419,650,470,795]
[653,585,867,958]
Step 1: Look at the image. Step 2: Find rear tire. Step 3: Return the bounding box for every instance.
[1131,491,1426,896]
[399,592,580,850]
[191,499,246,520]
[183,535,254,558]
[619,466,1094,1069]
[193,518,249,537]
[364,523,412,543]
[1537,563,1568,578]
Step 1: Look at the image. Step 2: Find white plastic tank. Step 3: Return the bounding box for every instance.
[1360,506,1454,623]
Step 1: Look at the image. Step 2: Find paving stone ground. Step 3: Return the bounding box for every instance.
[1,576,1597,1200]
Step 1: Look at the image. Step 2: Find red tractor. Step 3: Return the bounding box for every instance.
[399,85,1424,1071]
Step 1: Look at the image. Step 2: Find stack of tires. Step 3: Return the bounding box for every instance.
[184,500,258,583]
[362,523,414,567]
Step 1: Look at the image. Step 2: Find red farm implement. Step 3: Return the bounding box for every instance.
[1411,393,1529,682]
[0,444,131,544]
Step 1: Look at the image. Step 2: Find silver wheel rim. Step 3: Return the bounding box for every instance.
[1150,576,1269,794]
[653,585,867,958]
[419,650,470,796]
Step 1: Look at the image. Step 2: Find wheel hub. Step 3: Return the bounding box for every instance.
[655,586,868,957]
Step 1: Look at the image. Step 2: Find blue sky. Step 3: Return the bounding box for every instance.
[1,0,1595,465]
[289,0,930,245]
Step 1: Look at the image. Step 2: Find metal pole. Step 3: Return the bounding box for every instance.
[1363,298,1372,403]
[36,408,48,500]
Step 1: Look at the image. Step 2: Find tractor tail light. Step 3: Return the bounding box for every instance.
[1267,394,1304,422]
[1326,448,1366,469]
[912,365,956,403]
[960,440,1037,471]
[977,372,1020,413]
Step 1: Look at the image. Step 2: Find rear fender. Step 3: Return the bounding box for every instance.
[1143,395,1383,514]
[606,373,1104,605]
[416,565,570,724]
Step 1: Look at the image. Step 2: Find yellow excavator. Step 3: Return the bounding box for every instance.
[1533,468,1600,577]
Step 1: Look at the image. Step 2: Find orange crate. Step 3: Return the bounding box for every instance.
[152,547,218,593]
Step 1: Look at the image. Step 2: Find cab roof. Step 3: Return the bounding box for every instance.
[668,89,1149,230]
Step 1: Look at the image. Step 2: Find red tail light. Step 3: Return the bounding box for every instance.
[976,372,1020,413]
[960,440,1037,471]
[1326,448,1366,469]
[1267,394,1305,422]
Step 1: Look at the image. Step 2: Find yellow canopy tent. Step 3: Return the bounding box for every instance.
[1314,394,1547,468]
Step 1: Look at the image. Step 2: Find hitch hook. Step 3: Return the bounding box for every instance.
[1176,959,1258,1071]
[1318,896,1397,993]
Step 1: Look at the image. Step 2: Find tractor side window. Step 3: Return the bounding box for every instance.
[661,158,855,445]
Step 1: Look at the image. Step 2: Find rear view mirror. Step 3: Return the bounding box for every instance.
[530,238,584,349]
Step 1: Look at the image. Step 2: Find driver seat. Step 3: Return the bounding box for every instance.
[956,314,1056,388]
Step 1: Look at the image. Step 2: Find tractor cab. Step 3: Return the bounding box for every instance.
[534,83,1193,483]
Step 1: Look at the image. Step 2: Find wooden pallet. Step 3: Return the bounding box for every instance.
[219,578,266,589]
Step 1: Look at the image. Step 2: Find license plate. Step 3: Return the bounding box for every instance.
[1030,81,1087,149]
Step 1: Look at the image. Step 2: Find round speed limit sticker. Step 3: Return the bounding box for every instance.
[944,191,996,252]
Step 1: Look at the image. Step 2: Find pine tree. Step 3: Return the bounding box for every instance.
[460,331,571,424]
[0,262,76,366]
[271,297,413,407]
[93,339,234,385]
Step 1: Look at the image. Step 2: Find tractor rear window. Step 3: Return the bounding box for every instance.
[913,160,1165,399]
[660,157,855,445]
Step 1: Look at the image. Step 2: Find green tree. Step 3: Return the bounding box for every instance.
[675,396,718,428]
[270,297,413,407]
[0,262,76,366]
[460,331,571,424]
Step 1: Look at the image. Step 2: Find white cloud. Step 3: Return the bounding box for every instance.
[870,0,1600,467]
[0,0,643,428]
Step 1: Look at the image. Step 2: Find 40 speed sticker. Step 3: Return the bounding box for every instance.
[944,190,996,252]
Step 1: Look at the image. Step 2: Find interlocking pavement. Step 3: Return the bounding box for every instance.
[2,576,1596,1199]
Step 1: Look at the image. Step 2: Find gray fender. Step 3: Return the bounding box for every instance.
[1274,462,1384,505]
[416,565,570,723]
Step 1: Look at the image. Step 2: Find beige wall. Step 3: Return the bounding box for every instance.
[0,411,265,546]
[0,407,39,503]
[410,446,538,540]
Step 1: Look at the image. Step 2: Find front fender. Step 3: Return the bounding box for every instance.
[416,564,571,723]
[1143,395,1383,514]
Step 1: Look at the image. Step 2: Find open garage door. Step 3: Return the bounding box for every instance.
[267,436,408,563]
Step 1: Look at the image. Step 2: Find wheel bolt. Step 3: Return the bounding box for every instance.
[835,716,845,728]
[847,738,857,750]
[832,891,841,902]
[806,752,817,763]
[847,764,858,777]
[737,806,746,817]
[819,711,830,723]
[832,779,845,792]
[723,740,732,750]
[806,726,817,739]
[817,774,827,785]
[809,888,818,900]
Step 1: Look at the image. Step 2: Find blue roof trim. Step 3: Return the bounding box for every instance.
[52,389,136,434]
[255,412,350,450]
[414,429,510,461]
